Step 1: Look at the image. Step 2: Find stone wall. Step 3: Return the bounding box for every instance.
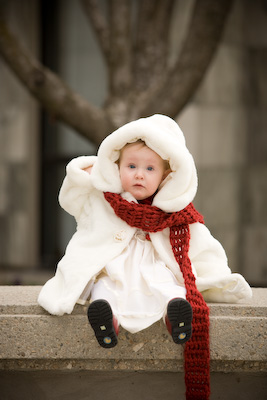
[0,0,266,287]
[177,0,267,286]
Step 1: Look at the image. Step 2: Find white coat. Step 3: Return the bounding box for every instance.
[38,115,252,316]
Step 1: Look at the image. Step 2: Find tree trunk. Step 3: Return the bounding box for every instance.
[0,0,233,145]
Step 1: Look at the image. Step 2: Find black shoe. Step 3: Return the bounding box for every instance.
[87,300,118,348]
[166,298,193,344]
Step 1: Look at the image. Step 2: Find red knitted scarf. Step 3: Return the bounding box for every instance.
[104,192,210,400]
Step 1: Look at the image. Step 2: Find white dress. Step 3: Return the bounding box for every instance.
[88,230,186,333]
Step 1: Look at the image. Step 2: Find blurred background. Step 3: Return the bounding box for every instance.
[0,0,266,288]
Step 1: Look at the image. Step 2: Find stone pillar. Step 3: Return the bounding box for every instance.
[0,0,40,269]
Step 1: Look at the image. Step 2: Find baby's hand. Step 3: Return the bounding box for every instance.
[83,166,93,174]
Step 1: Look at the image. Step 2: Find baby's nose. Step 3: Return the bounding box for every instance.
[135,168,144,178]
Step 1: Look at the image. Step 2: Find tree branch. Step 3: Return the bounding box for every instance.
[0,12,112,146]
[139,0,234,117]
[100,0,134,126]
[80,0,111,64]
[107,0,132,97]
[133,0,174,91]
[0,0,235,141]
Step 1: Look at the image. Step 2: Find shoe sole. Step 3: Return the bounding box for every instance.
[88,300,118,348]
[167,298,193,344]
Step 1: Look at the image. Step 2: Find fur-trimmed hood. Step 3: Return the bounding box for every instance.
[91,114,197,212]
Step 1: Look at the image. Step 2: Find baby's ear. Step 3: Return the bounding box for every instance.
[162,168,172,181]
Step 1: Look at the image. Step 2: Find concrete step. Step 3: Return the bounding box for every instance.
[0,286,266,400]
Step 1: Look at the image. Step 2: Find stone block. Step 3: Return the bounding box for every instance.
[0,286,266,399]
[178,105,248,168]
[206,227,240,274]
[195,45,252,107]
[195,168,240,228]
[242,226,267,286]
[0,286,266,371]
[242,166,267,225]
[0,370,266,400]
[247,112,267,165]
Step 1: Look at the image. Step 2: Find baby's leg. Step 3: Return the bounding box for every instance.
[159,281,192,344]
[165,297,193,345]
[88,279,119,348]
[77,280,94,305]
[88,299,119,348]
[90,278,118,311]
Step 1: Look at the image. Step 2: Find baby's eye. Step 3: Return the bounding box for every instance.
[129,164,136,169]
[147,166,154,171]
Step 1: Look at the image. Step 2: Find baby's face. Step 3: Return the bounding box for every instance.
[119,142,166,200]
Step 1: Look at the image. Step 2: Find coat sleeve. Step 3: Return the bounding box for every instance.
[58,156,98,220]
[189,222,252,302]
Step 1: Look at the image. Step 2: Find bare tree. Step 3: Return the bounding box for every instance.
[0,0,233,146]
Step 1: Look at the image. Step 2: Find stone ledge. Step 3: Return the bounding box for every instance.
[0,286,266,373]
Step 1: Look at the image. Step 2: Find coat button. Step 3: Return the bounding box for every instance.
[114,230,126,242]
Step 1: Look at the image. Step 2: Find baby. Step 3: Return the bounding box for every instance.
[86,140,193,347]
[38,115,252,398]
